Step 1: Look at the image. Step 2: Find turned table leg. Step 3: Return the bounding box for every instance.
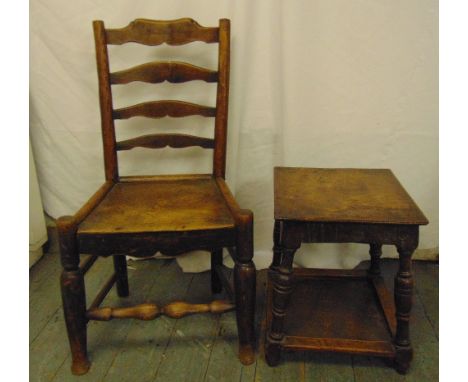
[394,245,416,374]
[265,244,298,366]
[270,220,282,272]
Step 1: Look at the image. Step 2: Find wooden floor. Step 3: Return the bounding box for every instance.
[30,231,438,382]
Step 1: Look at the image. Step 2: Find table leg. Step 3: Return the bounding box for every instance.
[394,245,415,374]
[265,245,298,366]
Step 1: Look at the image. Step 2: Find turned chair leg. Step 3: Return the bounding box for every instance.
[58,217,90,375]
[234,211,256,365]
[113,255,129,297]
[61,270,89,375]
[210,249,223,294]
[234,260,256,365]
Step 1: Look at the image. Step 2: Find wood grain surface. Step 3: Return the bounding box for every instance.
[106,18,219,46]
[78,176,235,234]
[274,167,429,225]
[30,252,438,381]
[113,100,216,120]
[116,134,214,151]
[110,61,218,84]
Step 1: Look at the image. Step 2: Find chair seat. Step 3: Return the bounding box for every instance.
[274,167,428,225]
[78,175,235,236]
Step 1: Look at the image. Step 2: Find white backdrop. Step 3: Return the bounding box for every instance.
[30,0,438,270]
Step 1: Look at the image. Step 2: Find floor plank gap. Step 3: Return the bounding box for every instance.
[30,251,438,382]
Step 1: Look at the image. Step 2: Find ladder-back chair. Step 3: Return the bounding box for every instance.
[58,18,256,375]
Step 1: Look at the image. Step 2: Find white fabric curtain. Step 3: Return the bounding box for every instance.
[30,0,438,270]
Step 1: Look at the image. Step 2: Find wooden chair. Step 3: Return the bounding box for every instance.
[58,18,256,375]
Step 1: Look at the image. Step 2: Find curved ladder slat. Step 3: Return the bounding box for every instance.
[110,61,218,84]
[116,133,215,151]
[113,100,216,120]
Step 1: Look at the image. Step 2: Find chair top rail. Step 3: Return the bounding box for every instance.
[105,18,219,46]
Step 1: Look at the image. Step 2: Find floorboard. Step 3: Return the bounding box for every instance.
[253,271,305,382]
[103,261,193,382]
[205,270,256,382]
[29,252,62,345]
[30,246,438,382]
[153,272,221,382]
[413,261,439,339]
[29,236,63,345]
[30,258,113,382]
[352,260,439,382]
[305,352,355,382]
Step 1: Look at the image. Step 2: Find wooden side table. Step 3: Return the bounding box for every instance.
[265,167,428,374]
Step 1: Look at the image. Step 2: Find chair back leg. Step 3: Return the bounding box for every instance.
[113,255,129,297]
[210,249,223,293]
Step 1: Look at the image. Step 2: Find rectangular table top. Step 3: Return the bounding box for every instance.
[274,167,428,225]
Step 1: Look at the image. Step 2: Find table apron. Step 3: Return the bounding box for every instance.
[290,222,419,248]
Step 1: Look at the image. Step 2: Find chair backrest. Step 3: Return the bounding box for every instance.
[93,18,230,181]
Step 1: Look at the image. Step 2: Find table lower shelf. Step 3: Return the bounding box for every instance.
[266,268,397,358]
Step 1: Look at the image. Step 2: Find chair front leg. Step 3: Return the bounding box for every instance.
[58,216,90,375]
[233,210,256,365]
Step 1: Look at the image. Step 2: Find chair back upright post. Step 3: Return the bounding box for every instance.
[93,20,119,182]
[92,18,230,181]
[213,19,230,179]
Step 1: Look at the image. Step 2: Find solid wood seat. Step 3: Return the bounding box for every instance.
[274,167,428,225]
[78,176,235,235]
[58,18,256,376]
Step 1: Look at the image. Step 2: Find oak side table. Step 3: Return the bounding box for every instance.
[265,167,428,374]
